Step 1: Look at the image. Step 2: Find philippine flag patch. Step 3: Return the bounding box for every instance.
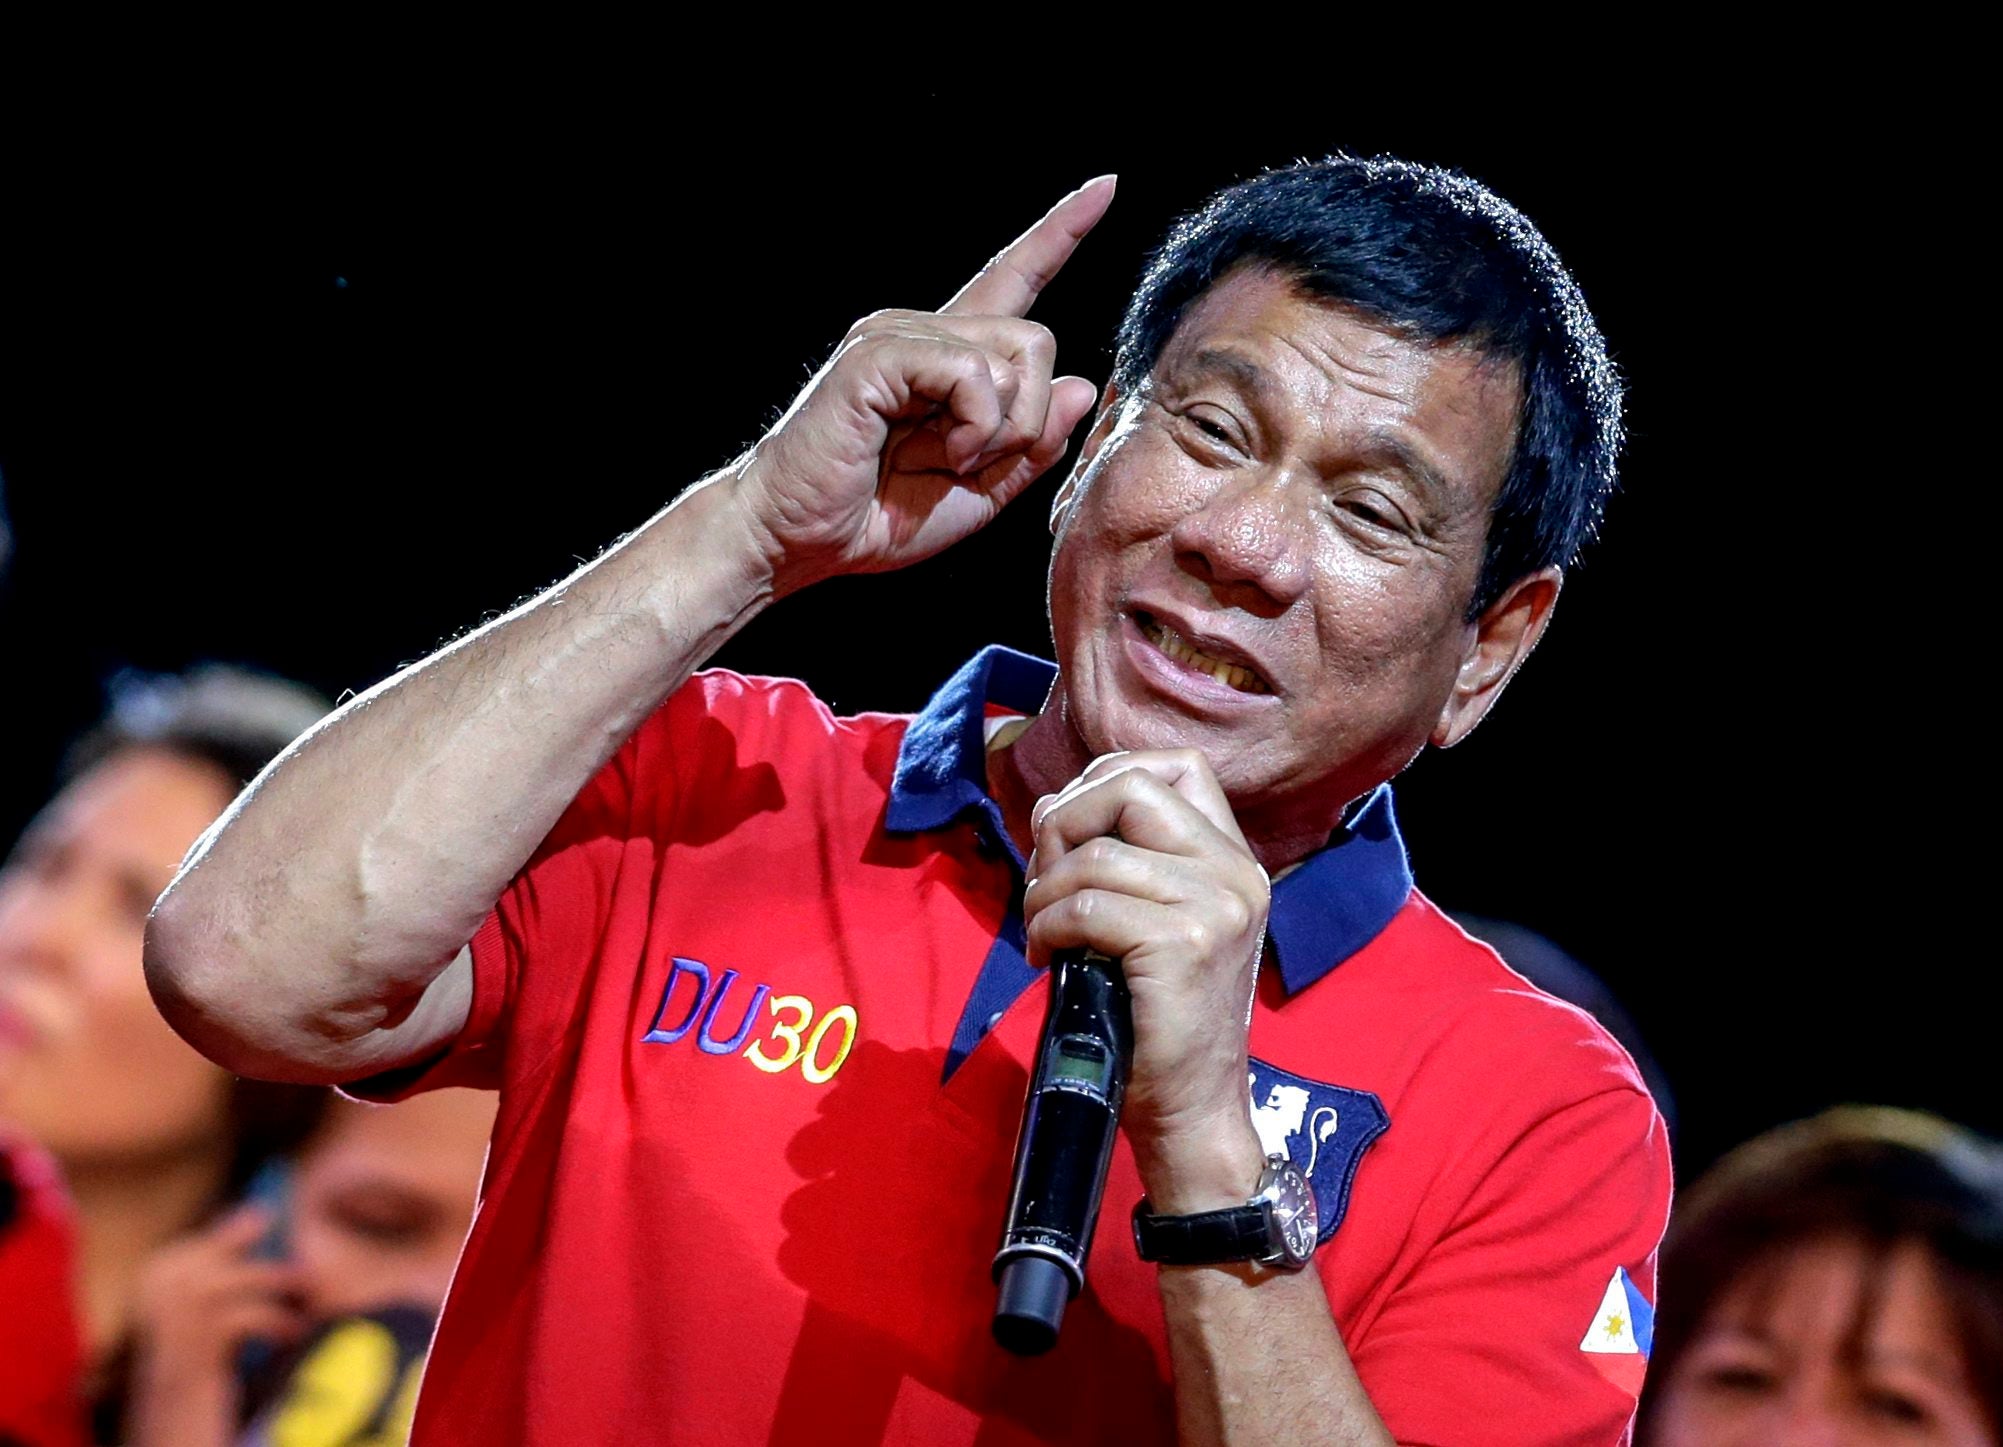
[1579,1266,1655,1396]
[1245,1058,1390,1244]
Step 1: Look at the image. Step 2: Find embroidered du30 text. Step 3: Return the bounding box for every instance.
[641,956,858,1084]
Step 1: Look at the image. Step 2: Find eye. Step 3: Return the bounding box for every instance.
[1860,1388,1932,1426]
[1337,491,1407,533]
[1698,1364,1777,1396]
[322,1191,440,1249]
[1177,404,1244,453]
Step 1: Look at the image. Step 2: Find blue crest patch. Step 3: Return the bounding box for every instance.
[1246,1057,1390,1244]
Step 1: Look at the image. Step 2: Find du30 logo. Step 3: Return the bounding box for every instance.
[641,956,858,1084]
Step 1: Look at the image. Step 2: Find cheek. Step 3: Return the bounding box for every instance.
[2,920,225,1158]
[290,1214,373,1317]
[1304,550,1471,700]
[1049,436,1202,627]
[1646,1395,1771,1447]
[5,988,227,1160]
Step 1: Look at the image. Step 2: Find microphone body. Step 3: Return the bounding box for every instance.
[991,948,1134,1355]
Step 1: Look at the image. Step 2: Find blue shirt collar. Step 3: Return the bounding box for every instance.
[885,646,1414,995]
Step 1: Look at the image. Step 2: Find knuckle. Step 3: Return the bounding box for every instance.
[1004,254,1054,295]
[846,307,900,339]
[1181,919,1215,956]
[1009,318,1055,355]
[952,344,995,382]
[993,415,1036,450]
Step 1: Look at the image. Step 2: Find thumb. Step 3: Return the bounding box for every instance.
[1044,376,1100,445]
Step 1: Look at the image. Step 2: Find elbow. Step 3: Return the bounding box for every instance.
[144,882,314,1082]
[144,883,250,1071]
[145,876,442,1087]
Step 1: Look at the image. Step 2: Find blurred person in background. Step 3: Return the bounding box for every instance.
[0,666,329,1441]
[125,1087,495,1447]
[2,468,89,1447]
[1637,1106,2003,1445]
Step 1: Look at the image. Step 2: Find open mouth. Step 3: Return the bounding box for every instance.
[1134,611,1271,694]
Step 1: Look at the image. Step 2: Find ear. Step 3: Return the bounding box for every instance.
[1431,567,1562,749]
[1050,380,1125,536]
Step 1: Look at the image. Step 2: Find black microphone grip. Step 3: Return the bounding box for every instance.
[991,948,1135,1356]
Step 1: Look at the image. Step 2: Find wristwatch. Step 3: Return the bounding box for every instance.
[1131,1154,1320,1271]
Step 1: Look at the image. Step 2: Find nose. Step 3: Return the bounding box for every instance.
[1770,1388,1845,1447]
[1166,464,1314,616]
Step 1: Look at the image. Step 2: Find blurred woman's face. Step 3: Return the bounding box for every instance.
[290,1089,496,1320]
[1649,1236,1995,1446]
[0,748,236,1165]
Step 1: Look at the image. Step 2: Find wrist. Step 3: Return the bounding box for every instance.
[676,462,786,601]
[705,446,843,602]
[1132,1111,1267,1216]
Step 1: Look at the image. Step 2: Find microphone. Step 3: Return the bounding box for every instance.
[991,947,1134,1355]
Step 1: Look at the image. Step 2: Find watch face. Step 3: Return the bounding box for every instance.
[1268,1162,1319,1265]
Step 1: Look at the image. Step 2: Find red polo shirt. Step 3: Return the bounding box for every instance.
[365,647,1671,1445]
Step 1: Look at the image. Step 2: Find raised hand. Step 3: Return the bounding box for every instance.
[128,1204,306,1447]
[1021,749,1273,1212]
[727,177,1114,596]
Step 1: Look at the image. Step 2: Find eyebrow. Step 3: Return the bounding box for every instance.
[1185,347,1275,402]
[1355,430,1454,504]
[1182,348,1456,502]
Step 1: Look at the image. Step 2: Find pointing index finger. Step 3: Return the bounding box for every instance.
[943,174,1116,318]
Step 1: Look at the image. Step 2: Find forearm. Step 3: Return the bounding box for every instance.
[1141,1123,1395,1447]
[1159,1261,1393,1447]
[147,470,776,1081]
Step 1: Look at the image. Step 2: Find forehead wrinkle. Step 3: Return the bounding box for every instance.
[1276,330,1403,401]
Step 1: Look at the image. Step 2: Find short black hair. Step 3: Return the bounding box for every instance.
[64,663,328,790]
[1636,1107,2003,1437]
[1111,155,1623,617]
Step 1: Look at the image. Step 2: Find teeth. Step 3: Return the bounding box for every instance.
[1142,618,1269,693]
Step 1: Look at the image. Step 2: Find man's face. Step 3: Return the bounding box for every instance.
[1046,266,1527,837]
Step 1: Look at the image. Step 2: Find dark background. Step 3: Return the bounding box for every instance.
[0,97,1981,1180]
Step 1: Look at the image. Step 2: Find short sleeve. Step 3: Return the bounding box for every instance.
[1352,1081,1672,1446]
[345,677,705,1100]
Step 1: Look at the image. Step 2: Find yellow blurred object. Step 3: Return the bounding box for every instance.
[268,1318,421,1447]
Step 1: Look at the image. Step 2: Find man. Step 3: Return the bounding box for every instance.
[147,158,1671,1444]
